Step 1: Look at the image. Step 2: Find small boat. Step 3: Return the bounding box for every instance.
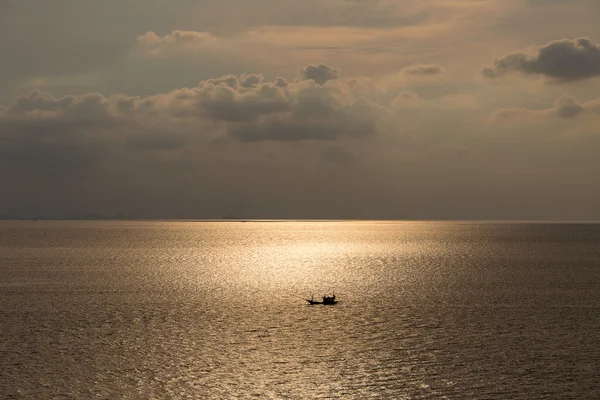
[306,294,337,305]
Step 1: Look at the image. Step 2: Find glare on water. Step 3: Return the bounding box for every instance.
[1,220,600,399]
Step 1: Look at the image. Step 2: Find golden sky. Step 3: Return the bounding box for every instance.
[1,0,599,219]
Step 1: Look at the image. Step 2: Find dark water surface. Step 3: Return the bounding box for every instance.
[1,221,599,399]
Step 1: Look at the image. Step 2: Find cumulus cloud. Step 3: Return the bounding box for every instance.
[190,74,293,122]
[481,37,600,81]
[0,64,388,148]
[299,64,341,85]
[217,76,384,141]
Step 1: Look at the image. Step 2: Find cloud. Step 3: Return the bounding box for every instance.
[3,0,600,219]
[136,31,219,56]
[229,111,377,142]
[8,90,115,119]
[218,74,384,141]
[0,90,182,177]
[1,64,389,149]
[299,64,341,84]
[0,0,526,103]
[553,95,587,119]
[481,37,600,81]
[129,24,458,87]
[3,61,600,219]
[181,66,386,141]
[0,65,390,217]
[493,94,600,121]
[401,64,444,76]
[2,0,596,108]
[193,74,293,122]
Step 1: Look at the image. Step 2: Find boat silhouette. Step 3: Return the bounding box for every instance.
[306,293,337,305]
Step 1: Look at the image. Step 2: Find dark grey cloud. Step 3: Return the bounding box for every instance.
[300,64,341,85]
[482,37,600,81]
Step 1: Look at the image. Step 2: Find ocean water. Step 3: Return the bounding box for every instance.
[1,220,599,399]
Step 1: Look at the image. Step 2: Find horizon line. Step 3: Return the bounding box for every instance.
[2,217,600,224]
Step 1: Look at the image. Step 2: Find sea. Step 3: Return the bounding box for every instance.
[1,220,599,399]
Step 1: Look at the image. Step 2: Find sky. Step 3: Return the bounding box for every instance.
[1,0,599,220]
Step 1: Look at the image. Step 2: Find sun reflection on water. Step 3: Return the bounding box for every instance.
[3,220,600,398]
